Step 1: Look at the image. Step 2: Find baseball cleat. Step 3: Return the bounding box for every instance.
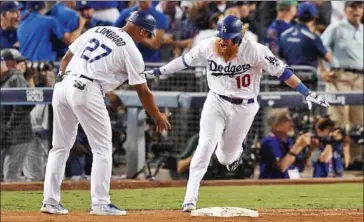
[40,203,69,214]
[181,203,196,212]
[90,204,127,216]
[226,149,243,172]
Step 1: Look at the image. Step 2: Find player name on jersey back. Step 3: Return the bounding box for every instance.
[94,27,126,46]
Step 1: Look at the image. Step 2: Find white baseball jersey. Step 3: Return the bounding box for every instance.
[67,26,146,93]
[185,37,286,98]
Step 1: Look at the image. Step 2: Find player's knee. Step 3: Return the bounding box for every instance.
[216,154,229,165]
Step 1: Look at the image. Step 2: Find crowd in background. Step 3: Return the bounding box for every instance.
[0,1,363,182]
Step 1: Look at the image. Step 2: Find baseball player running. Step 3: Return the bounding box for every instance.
[41,11,171,215]
[145,15,329,212]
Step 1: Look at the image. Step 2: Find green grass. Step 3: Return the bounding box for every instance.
[1,183,362,211]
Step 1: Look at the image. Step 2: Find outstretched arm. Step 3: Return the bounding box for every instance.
[146,54,191,76]
[279,68,329,109]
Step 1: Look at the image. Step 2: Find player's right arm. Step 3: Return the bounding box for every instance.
[123,45,171,132]
[134,83,171,132]
[145,39,209,76]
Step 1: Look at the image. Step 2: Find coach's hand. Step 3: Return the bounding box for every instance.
[154,112,171,133]
[306,91,330,110]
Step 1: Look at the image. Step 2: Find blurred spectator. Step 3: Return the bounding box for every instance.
[320,1,363,128]
[279,2,332,67]
[76,1,112,30]
[312,1,332,33]
[225,5,258,42]
[179,2,206,40]
[311,116,336,178]
[17,1,84,61]
[113,1,169,62]
[331,1,346,24]
[155,1,183,59]
[47,1,87,58]
[259,109,313,179]
[265,0,297,56]
[238,1,265,43]
[170,12,221,54]
[0,1,20,49]
[208,1,227,15]
[0,48,34,182]
[256,1,277,30]
[24,104,49,181]
[87,1,124,22]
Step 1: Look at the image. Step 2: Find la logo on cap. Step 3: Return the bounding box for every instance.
[222,25,227,32]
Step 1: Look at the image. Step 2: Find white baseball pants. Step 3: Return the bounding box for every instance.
[183,91,259,205]
[43,74,112,206]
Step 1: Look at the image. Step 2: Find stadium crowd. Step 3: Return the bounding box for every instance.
[0,1,363,182]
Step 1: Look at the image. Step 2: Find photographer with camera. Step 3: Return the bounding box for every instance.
[259,109,314,179]
[311,116,349,178]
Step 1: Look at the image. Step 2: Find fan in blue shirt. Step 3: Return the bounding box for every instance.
[259,109,312,179]
[0,1,20,49]
[113,1,168,62]
[47,2,86,59]
[18,2,84,62]
[279,2,332,67]
[265,0,297,56]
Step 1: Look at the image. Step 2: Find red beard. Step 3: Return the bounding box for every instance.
[213,39,239,62]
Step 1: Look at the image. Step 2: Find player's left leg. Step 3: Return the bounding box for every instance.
[215,102,259,170]
[72,81,125,215]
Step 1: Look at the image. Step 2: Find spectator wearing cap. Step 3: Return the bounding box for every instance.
[0,1,20,49]
[265,0,298,56]
[47,1,86,58]
[113,1,169,62]
[320,1,363,128]
[0,48,34,182]
[76,1,112,30]
[279,2,332,68]
[17,1,81,61]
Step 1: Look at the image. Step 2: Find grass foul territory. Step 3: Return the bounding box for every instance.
[1,183,362,212]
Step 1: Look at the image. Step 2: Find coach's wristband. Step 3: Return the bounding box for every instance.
[296,82,310,96]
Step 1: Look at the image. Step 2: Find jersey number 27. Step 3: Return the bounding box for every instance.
[80,38,112,63]
[236,74,251,88]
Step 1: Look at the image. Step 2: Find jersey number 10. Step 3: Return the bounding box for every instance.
[80,38,112,63]
[236,75,251,88]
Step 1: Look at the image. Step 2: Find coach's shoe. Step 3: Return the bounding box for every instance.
[90,204,127,216]
[226,149,243,172]
[40,203,69,214]
[181,203,196,212]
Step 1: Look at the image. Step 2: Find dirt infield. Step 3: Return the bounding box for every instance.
[1,177,363,191]
[1,178,363,221]
[1,209,363,222]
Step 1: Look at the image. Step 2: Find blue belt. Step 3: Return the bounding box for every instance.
[218,94,254,105]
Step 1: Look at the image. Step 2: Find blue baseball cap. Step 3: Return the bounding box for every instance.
[76,1,93,11]
[298,2,318,19]
[0,1,19,13]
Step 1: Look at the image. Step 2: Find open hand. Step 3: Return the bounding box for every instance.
[306,91,330,110]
